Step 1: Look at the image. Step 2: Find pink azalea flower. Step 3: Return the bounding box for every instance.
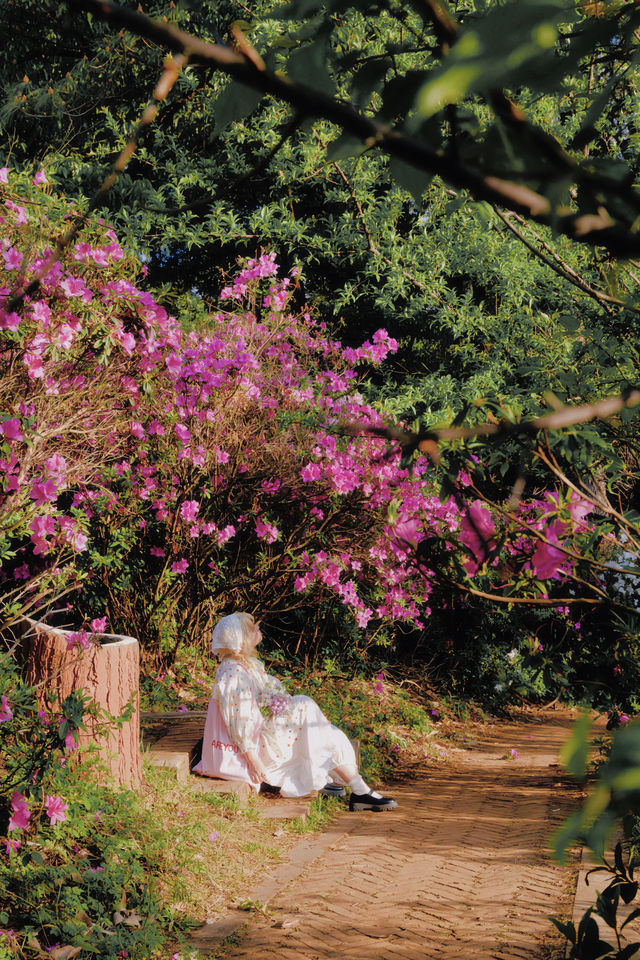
[619,714,631,725]
[30,479,58,506]
[150,546,165,558]
[531,523,565,580]
[180,500,199,523]
[4,838,21,854]
[65,630,90,652]
[33,169,48,186]
[0,309,21,331]
[8,793,30,832]
[71,530,88,551]
[64,730,78,754]
[566,491,592,526]
[29,515,55,538]
[459,501,496,573]
[171,558,189,574]
[255,518,279,543]
[0,695,13,722]
[0,418,24,442]
[175,424,190,442]
[45,795,68,825]
[217,524,236,545]
[510,749,519,759]
[90,617,107,633]
[391,518,423,549]
[0,167,9,183]
[130,421,146,439]
[300,462,322,482]
[2,248,23,271]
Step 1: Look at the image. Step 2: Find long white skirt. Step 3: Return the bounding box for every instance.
[261,695,356,798]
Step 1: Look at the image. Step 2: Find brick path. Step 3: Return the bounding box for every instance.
[214,711,582,960]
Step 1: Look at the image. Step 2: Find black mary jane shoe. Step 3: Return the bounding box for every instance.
[349,792,398,812]
[319,783,347,797]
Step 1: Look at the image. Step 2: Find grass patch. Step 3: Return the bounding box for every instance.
[140,762,298,922]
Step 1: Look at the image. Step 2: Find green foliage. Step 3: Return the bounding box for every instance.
[554,721,640,862]
[4,0,640,440]
[552,842,640,960]
[0,674,167,957]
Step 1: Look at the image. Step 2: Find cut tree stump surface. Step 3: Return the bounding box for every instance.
[191,710,586,960]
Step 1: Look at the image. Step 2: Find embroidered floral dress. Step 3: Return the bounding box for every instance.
[212,657,356,798]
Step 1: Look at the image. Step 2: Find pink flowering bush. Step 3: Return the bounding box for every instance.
[0,167,607,675]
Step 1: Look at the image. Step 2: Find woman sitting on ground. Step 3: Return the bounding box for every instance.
[194,612,397,812]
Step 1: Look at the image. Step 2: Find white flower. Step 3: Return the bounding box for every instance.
[507,649,517,661]
[494,683,504,692]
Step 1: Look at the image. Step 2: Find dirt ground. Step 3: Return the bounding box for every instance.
[211,709,584,960]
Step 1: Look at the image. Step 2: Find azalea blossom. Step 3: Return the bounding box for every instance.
[2,247,23,271]
[459,501,496,574]
[531,523,566,580]
[45,795,68,825]
[0,695,13,722]
[180,500,199,523]
[8,793,30,832]
[0,418,24,442]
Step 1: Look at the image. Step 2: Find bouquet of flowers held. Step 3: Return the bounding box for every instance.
[261,694,292,719]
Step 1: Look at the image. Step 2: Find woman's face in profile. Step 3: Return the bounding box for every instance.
[248,620,262,650]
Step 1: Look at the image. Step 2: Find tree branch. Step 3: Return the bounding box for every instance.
[492,206,636,316]
[344,389,640,452]
[67,0,640,255]
[8,51,186,312]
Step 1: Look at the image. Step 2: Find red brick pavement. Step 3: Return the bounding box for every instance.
[212,712,583,960]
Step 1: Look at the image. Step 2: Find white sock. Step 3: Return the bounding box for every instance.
[347,775,381,799]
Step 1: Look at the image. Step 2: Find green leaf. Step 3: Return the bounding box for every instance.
[595,888,618,929]
[389,156,432,202]
[549,917,576,944]
[559,314,580,334]
[211,82,263,136]
[551,809,584,863]
[326,133,367,162]
[620,908,640,931]
[559,711,592,779]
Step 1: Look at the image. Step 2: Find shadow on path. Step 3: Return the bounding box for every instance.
[206,710,584,960]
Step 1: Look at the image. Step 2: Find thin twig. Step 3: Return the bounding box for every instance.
[8,51,188,312]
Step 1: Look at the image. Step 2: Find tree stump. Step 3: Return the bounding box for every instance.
[23,619,142,788]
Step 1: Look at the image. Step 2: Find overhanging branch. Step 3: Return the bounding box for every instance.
[67,0,640,256]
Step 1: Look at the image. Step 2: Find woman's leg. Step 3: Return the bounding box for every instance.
[331,762,358,784]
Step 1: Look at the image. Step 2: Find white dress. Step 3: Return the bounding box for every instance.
[213,657,356,798]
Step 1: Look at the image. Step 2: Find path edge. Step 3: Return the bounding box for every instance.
[188,807,362,950]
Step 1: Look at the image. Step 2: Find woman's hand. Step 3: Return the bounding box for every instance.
[244,748,268,785]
